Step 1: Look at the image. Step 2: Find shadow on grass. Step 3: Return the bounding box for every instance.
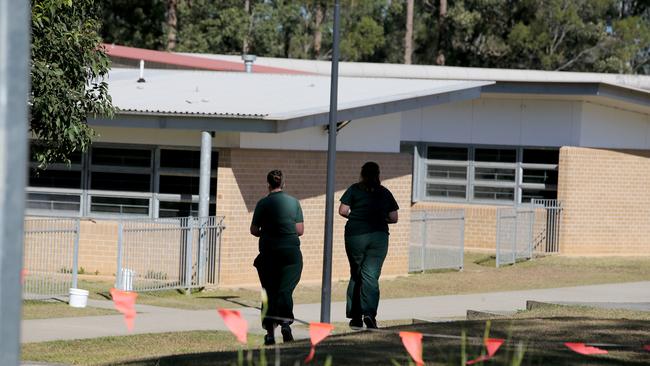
[112,318,650,366]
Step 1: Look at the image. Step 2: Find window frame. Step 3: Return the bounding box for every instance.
[415,142,558,205]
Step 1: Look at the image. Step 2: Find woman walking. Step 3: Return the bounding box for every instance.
[339,162,399,329]
[250,170,304,345]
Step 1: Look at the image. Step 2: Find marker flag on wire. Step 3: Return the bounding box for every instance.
[109,288,138,331]
[644,345,650,352]
[304,322,335,363]
[399,331,424,366]
[564,343,608,355]
[466,338,505,365]
[21,269,27,284]
[217,309,248,344]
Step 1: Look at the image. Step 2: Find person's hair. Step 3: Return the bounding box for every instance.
[267,169,283,189]
[359,162,380,192]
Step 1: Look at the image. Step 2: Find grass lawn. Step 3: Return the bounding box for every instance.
[22,300,117,320]
[26,254,650,316]
[21,331,263,366]
[111,305,650,366]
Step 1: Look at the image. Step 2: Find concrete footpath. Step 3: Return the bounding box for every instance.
[21,281,650,343]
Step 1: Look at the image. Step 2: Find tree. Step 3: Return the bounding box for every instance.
[404,0,414,64]
[165,0,179,50]
[100,0,166,50]
[31,0,114,167]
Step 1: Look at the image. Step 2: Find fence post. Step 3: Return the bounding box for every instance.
[459,213,465,271]
[185,217,194,294]
[420,213,427,272]
[528,207,534,260]
[512,209,518,264]
[495,210,501,268]
[115,221,124,290]
[72,219,80,289]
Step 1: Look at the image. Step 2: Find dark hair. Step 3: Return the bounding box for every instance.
[267,169,283,189]
[359,162,380,192]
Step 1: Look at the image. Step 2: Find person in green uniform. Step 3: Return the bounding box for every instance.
[250,170,304,345]
[338,162,398,329]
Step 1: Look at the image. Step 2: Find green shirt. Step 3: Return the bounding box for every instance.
[251,191,303,251]
[340,183,399,236]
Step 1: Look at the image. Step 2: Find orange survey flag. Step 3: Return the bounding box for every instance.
[217,309,248,344]
[399,331,424,366]
[467,338,505,365]
[21,269,27,284]
[304,322,335,363]
[644,345,650,352]
[564,342,608,355]
[109,288,138,331]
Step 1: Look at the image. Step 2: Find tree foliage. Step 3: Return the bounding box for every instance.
[31,0,114,166]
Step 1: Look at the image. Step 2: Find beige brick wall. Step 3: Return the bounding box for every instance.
[216,148,412,286]
[557,146,650,255]
[77,220,119,276]
[411,202,498,251]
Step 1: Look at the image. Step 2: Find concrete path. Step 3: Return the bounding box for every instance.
[22,281,650,343]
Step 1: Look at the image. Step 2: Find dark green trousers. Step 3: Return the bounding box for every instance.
[345,231,389,319]
[254,247,303,329]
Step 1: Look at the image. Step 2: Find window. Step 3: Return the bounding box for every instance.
[26,143,218,218]
[419,144,558,204]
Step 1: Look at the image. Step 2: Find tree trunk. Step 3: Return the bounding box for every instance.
[404,0,414,64]
[435,0,447,65]
[313,1,324,58]
[243,0,251,54]
[166,0,179,51]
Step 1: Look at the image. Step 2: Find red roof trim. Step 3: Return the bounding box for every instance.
[103,44,306,74]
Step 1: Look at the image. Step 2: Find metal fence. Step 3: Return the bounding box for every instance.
[531,199,563,253]
[23,218,80,299]
[116,216,225,292]
[409,209,465,272]
[495,205,535,267]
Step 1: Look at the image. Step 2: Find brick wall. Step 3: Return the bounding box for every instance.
[216,148,413,286]
[411,202,498,251]
[77,220,119,276]
[557,146,650,255]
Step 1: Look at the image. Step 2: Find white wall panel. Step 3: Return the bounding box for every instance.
[579,102,650,149]
[521,100,576,146]
[93,126,241,148]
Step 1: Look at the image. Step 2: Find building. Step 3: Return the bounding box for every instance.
[27,45,650,287]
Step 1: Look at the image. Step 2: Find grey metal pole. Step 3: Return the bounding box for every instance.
[198,131,212,284]
[320,0,341,323]
[0,0,30,364]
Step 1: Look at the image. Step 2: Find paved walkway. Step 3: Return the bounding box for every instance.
[21,281,650,343]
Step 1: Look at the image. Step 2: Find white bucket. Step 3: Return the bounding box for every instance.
[69,288,89,308]
[120,268,135,291]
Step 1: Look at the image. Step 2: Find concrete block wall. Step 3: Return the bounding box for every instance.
[557,146,650,255]
[216,148,413,286]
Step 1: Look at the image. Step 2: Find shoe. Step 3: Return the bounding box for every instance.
[349,318,363,328]
[281,324,294,342]
[264,334,275,345]
[363,315,378,329]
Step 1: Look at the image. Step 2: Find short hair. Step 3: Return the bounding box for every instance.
[267,169,283,189]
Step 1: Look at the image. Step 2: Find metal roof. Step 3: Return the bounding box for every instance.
[190,53,650,92]
[107,68,492,124]
[104,44,304,74]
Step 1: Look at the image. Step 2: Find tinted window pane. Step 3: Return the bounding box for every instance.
[158,201,215,217]
[91,172,151,192]
[427,165,467,180]
[426,184,466,199]
[29,169,82,189]
[159,175,216,195]
[523,149,559,164]
[30,142,82,164]
[27,193,81,213]
[160,150,219,169]
[90,196,149,215]
[473,186,514,201]
[475,167,515,182]
[522,169,558,185]
[475,148,516,163]
[522,189,557,202]
[91,147,151,167]
[427,147,468,161]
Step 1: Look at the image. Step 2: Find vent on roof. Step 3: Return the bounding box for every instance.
[242,54,257,73]
[137,60,146,83]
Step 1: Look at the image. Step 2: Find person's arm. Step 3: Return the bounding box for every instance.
[250,224,261,237]
[338,203,351,219]
[386,210,398,224]
[295,222,304,236]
